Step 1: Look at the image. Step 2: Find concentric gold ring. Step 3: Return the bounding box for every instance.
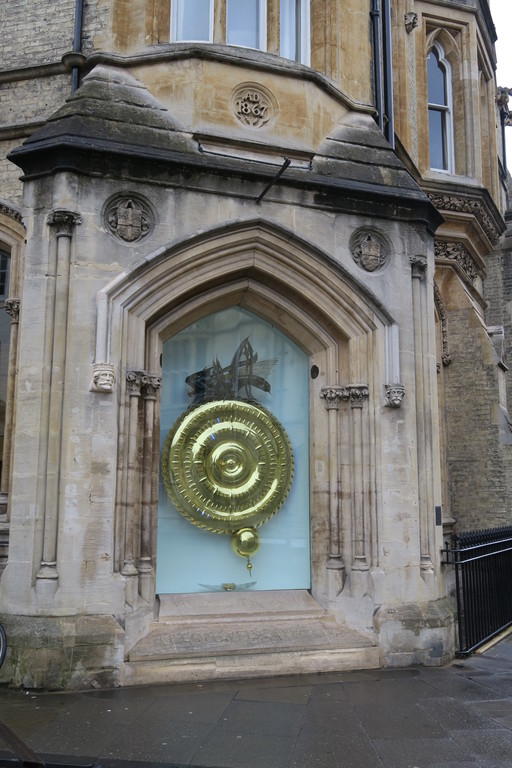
[161,400,294,533]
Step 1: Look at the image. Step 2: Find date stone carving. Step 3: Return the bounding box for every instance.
[231,84,277,129]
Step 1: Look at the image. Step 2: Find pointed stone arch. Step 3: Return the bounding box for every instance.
[96,220,399,608]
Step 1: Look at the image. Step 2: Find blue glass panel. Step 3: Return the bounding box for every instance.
[176,0,211,41]
[427,49,447,106]
[227,0,260,48]
[157,306,310,593]
[428,108,446,170]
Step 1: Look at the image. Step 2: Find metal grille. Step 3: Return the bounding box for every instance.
[443,526,512,656]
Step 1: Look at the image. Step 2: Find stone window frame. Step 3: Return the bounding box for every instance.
[423,25,463,177]
[427,41,454,173]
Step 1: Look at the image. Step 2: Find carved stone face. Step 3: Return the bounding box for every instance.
[387,385,405,407]
[94,369,115,393]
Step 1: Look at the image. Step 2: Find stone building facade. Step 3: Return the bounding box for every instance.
[0,0,510,688]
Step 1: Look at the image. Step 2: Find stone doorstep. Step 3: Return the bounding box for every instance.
[157,589,327,623]
[128,618,375,662]
[126,590,379,686]
[122,646,381,687]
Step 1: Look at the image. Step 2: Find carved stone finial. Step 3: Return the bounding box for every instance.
[91,362,115,393]
[385,383,405,408]
[404,12,418,33]
[4,298,20,322]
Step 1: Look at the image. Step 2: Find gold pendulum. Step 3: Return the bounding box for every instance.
[230,527,260,573]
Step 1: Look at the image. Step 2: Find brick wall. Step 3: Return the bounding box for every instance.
[0,0,76,69]
[442,305,512,531]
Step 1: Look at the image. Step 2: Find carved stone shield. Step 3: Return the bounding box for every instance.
[116,199,142,242]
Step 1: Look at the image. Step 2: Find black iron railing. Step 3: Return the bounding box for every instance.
[443,526,512,656]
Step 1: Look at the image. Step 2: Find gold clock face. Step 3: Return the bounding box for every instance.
[161,399,294,534]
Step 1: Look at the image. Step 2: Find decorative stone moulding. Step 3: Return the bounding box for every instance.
[434,240,480,283]
[433,283,452,368]
[90,362,115,393]
[350,229,389,273]
[0,203,23,224]
[103,194,154,243]
[385,383,405,408]
[231,83,278,129]
[427,193,501,246]
[320,385,369,409]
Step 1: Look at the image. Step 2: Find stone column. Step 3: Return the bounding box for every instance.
[320,386,346,592]
[347,386,370,570]
[37,210,81,586]
[0,298,20,519]
[122,370,145,606]
[138,374,162,603]
[411,257,434,574]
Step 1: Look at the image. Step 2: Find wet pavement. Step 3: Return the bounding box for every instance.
[1,633,512,767]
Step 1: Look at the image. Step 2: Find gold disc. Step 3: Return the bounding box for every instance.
[161,400,294,533]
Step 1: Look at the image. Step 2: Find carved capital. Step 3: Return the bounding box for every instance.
[385,383,405,408]
[126,370,146,397]
[142,375,162,400]
[320,386,348,410]
[91,362,115,393]
[346,385,369,409]
[410,256,427,279]
[47,209,82,236]
[404,12,418,33]
[4,298,20,322]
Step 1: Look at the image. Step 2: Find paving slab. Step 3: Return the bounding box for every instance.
[1,633,512,768]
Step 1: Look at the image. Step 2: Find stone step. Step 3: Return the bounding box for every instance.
[122,644,380,686]
[122,590,380,686]
[155,589,329,625]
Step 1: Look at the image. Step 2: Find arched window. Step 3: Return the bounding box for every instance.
[427,43,454,172]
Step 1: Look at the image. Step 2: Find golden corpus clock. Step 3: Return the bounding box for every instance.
[161,339,294,575]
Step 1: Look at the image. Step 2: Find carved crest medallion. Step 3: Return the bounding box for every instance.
[103,194,154,243]
[231,83,277,129]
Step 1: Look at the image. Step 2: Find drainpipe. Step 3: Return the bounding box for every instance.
[370,0,384,135]
[71,0,84,92]
[381,0,395,148]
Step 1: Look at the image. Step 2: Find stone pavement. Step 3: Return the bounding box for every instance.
[1,632,512,768]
